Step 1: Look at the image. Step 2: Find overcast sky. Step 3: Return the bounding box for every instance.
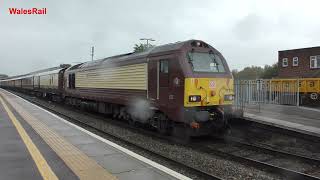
[1,0,320,76]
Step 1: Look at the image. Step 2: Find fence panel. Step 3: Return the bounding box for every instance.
[234,79,299,112]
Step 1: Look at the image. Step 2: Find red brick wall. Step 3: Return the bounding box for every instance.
[278,47,320,78]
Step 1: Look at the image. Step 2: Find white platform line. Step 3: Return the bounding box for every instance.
[3,89,192,180]
[299,106,320,113]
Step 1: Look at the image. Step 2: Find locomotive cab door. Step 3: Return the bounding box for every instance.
[148,57,170,113]
[158,60,169,110]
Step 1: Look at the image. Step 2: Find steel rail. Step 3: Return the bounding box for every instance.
[10,90,222,180]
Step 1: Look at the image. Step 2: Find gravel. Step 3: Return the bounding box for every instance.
[12,91,283,180]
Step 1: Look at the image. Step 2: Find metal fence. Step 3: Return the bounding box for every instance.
[234,79,300,112]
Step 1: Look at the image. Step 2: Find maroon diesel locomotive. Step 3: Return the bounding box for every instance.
[1,40,235,137]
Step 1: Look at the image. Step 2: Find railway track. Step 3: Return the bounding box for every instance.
[191,138,320,180]
[10,90,320,180]
[9,91,222,180]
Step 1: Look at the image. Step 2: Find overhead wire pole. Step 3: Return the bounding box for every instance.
[140,38,155,48]
[91,46,94,61]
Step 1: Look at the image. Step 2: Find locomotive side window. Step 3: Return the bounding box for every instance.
[72,74,75,89]
[159,59,169,87]
[160,60,169,74]
[68,74,71,88]
[68,73,75,89]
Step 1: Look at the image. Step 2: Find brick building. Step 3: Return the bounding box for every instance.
[278,46,320,78]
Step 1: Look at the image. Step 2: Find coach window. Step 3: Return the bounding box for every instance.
[282,58,288,67]
[292,57,298,66]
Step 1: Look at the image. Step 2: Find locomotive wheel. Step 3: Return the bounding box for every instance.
[157,114,170,135]
[128,116,136,126]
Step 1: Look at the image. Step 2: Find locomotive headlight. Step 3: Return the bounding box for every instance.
[189,95,201,102]
[224,94,234,101]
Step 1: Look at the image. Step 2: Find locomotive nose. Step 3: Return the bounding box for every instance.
[194,111,210,122]
[184,78,234,107]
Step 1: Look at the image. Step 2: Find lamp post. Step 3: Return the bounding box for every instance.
[91,46,94,61]
[140,38,155,48]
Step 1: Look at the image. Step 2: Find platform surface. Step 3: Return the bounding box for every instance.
[0,89,189,180]
[244,104,320,137]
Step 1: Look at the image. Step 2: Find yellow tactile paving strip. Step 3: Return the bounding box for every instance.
[0,96,58,180]
[0,92,118,180]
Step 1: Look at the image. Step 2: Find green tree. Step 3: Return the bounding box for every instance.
[261,63,278,79]
[231,69,238,78]
[234,66,264,80]
[232,62,278,80]
[133,43,154,53]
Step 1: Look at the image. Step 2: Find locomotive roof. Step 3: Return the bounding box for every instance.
[73,40,190,70]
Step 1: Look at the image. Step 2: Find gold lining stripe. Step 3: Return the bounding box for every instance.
[0,92,117,180]
[0,96,58,180]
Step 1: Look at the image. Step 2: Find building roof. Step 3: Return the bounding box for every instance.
[279,46,320,52]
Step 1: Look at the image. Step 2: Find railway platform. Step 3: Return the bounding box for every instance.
[0,89,189,180]
[243,104,320,137]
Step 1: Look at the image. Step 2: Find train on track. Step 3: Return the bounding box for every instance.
[0,40,236,137]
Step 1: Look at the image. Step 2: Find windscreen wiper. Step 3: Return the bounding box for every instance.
[187,52,194,70]
[209,52,219,72]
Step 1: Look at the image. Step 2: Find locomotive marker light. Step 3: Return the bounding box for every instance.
[189,95,201,102]
[224,94,234,101]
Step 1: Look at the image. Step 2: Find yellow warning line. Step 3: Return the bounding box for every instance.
[0,96,58,180]
[0,92,118,180]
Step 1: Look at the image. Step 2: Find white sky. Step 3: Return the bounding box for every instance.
[0,0,320,75]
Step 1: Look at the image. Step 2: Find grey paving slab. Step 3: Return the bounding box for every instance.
[115,167,175,180]
[244,104,320,137]
[1,89,184,180]
[64,134,97,145]
[0,103,42,180]
[49,123,75,131]
[0,95,78,180]
[54,127,84,137]
[76,142,119,157]
[95,153,149,174]
[0,167,40,180]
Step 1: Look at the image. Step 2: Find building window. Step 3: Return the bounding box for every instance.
[282,58,288,67]
[310,56,320,69]
[292,57,298,66]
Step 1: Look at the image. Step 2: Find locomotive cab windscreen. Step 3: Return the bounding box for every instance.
[187,51,226,73]
[183,41,234,108]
